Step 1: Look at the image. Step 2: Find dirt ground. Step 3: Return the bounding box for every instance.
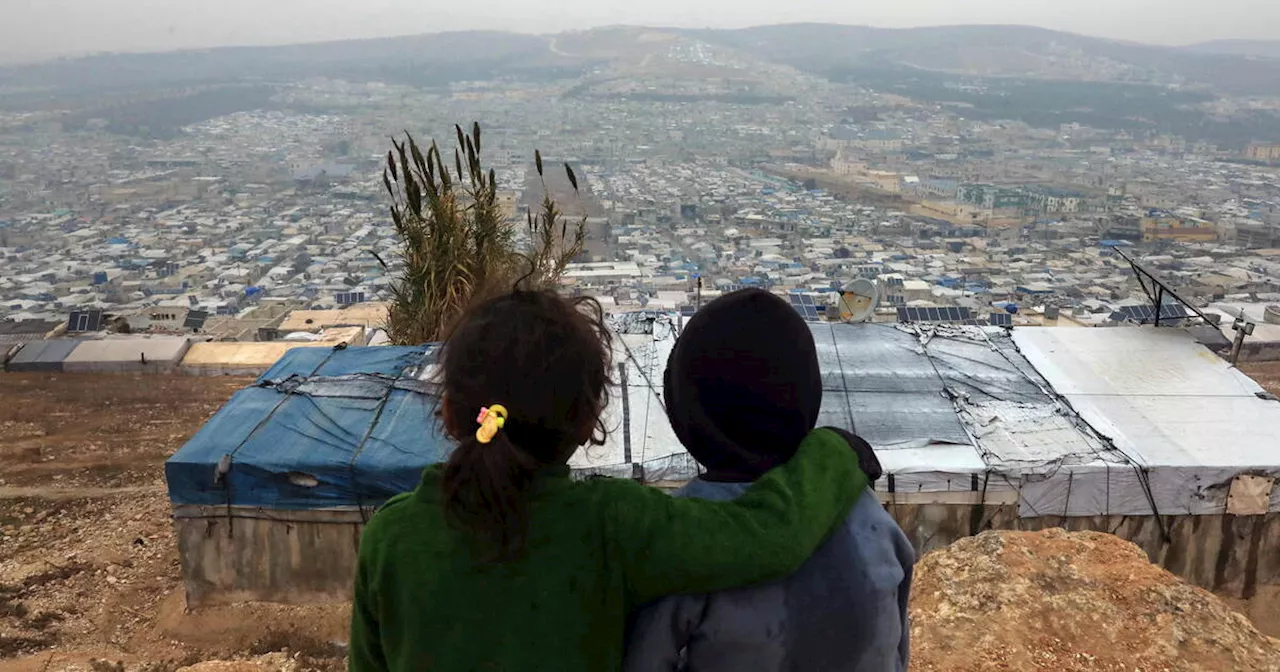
[3,372,1279,671]
[909,529,1280,672]
[1241,361,1280,397]
[0,374,348,672]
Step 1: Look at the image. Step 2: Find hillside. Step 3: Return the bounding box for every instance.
[6,23,1280,97]
[685,24,1280,96]
[1184,40,1280,60]
[3,374,1280,671]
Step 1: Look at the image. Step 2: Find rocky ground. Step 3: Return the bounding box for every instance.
[910,529,1280,671]
[0,374,349,672]
[2,372,1280,671]
[1241,361,1280,397]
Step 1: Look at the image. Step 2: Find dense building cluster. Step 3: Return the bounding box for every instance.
[2,32,1279,368]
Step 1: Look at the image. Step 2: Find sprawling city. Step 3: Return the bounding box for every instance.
[3,27,1280,352]
[4,15,1280,672]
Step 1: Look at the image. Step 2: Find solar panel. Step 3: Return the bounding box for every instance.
[1154,304,1189,322]
[67,310,104,333]
[988,312,1013,326]
[1113,303,1189,324]
[895,305,978,324]
[183,310,209,331]
[789,302,822,322]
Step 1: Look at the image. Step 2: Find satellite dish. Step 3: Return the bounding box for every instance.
[840,279,879,323]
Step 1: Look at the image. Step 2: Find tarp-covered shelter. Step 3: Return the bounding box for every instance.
[5,339,80,372]
[61,336,191,373]
[168,345,441,511]
[166,319,1280,607]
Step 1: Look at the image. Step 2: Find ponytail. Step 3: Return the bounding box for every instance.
[436,290,613,562]
[441,431,541,562]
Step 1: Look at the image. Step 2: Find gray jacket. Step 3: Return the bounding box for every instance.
[625,481,914,672]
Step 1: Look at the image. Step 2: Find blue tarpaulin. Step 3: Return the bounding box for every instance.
[165,345,447,510]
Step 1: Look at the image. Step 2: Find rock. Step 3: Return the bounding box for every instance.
[176,652,300,672]
[910,529,1280,672]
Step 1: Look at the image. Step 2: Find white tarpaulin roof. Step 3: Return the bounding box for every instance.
[1014,327,1280,469]
[1013,327,1280,517]
[575,313,1280,518]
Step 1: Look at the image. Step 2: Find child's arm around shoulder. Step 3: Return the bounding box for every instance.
[600,428,867,608]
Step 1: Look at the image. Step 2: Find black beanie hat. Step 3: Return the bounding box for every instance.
[664,288,823,481]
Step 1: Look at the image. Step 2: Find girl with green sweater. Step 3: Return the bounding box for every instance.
[349,290,868,671]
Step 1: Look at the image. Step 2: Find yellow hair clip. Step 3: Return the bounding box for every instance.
[475,404,508,444]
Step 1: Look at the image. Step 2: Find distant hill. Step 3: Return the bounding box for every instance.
[6,23,1280,102]
[0,31,581,93]
[1183,39,1280,60]
[682,24,1280,96]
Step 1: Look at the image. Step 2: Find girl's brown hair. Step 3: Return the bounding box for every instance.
[439,289,612,561]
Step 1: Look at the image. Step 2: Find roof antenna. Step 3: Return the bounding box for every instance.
[839,279,879,323]
[1113,247,1213,327]
[1229,309,1256,366]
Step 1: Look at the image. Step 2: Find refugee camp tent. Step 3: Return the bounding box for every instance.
[180,341,336,376]
[5,339,80,372]
[168,345,442,511]
[165,319,1280,607]
[61,336,191,373]
[167,345,441,604]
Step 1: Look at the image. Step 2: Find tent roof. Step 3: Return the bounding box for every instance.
[164,319,1280,518]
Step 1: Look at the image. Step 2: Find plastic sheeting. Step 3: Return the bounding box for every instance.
[6,339,80,372]
[1014,327,1280,516]
[165,317,1280,518]
[62,337,190,373]
[165,346,443,510]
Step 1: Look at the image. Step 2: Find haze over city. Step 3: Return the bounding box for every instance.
[4,0,1280,62]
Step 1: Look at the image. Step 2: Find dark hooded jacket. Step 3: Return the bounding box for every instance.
[626,288,915,672]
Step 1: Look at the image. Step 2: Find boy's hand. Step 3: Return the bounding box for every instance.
[819,427,883,483]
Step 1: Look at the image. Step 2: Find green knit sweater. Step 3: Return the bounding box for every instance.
[349,428,867,672]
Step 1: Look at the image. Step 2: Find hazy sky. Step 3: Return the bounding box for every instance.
[3,0,1279,62]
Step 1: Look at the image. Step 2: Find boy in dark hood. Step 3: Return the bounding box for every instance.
[625,288,915,672]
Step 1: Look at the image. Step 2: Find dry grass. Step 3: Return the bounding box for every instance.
[382,123,585,345]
